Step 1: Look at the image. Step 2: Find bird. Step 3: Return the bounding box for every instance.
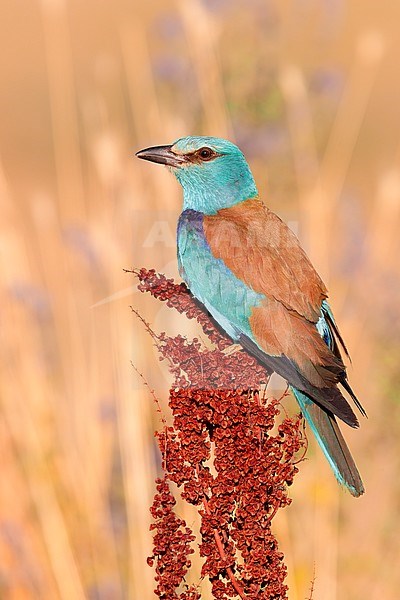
[136,136,366,497]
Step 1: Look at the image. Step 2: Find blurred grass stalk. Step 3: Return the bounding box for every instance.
[0,159,85,598]
[279,29,384,600]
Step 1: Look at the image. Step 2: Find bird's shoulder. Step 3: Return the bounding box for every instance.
[203,197,328,322]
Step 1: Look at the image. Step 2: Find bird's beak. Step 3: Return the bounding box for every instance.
[135,144,186,168]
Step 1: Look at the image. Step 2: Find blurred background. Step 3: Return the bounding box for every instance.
[1,0,400,598]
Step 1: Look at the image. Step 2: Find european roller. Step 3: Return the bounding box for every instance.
[136,136,366,497]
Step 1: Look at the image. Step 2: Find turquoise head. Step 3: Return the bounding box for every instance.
[136,136,258,214]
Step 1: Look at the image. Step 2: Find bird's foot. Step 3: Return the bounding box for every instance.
[222,343,243,356]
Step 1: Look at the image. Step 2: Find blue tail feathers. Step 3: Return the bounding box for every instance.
[292,387,364,497]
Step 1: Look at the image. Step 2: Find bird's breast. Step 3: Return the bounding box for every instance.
[177,209,264,337]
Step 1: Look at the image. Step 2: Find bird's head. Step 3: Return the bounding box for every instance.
[136,136,258,214]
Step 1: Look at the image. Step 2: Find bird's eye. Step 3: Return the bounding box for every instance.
[198,147,214,160]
